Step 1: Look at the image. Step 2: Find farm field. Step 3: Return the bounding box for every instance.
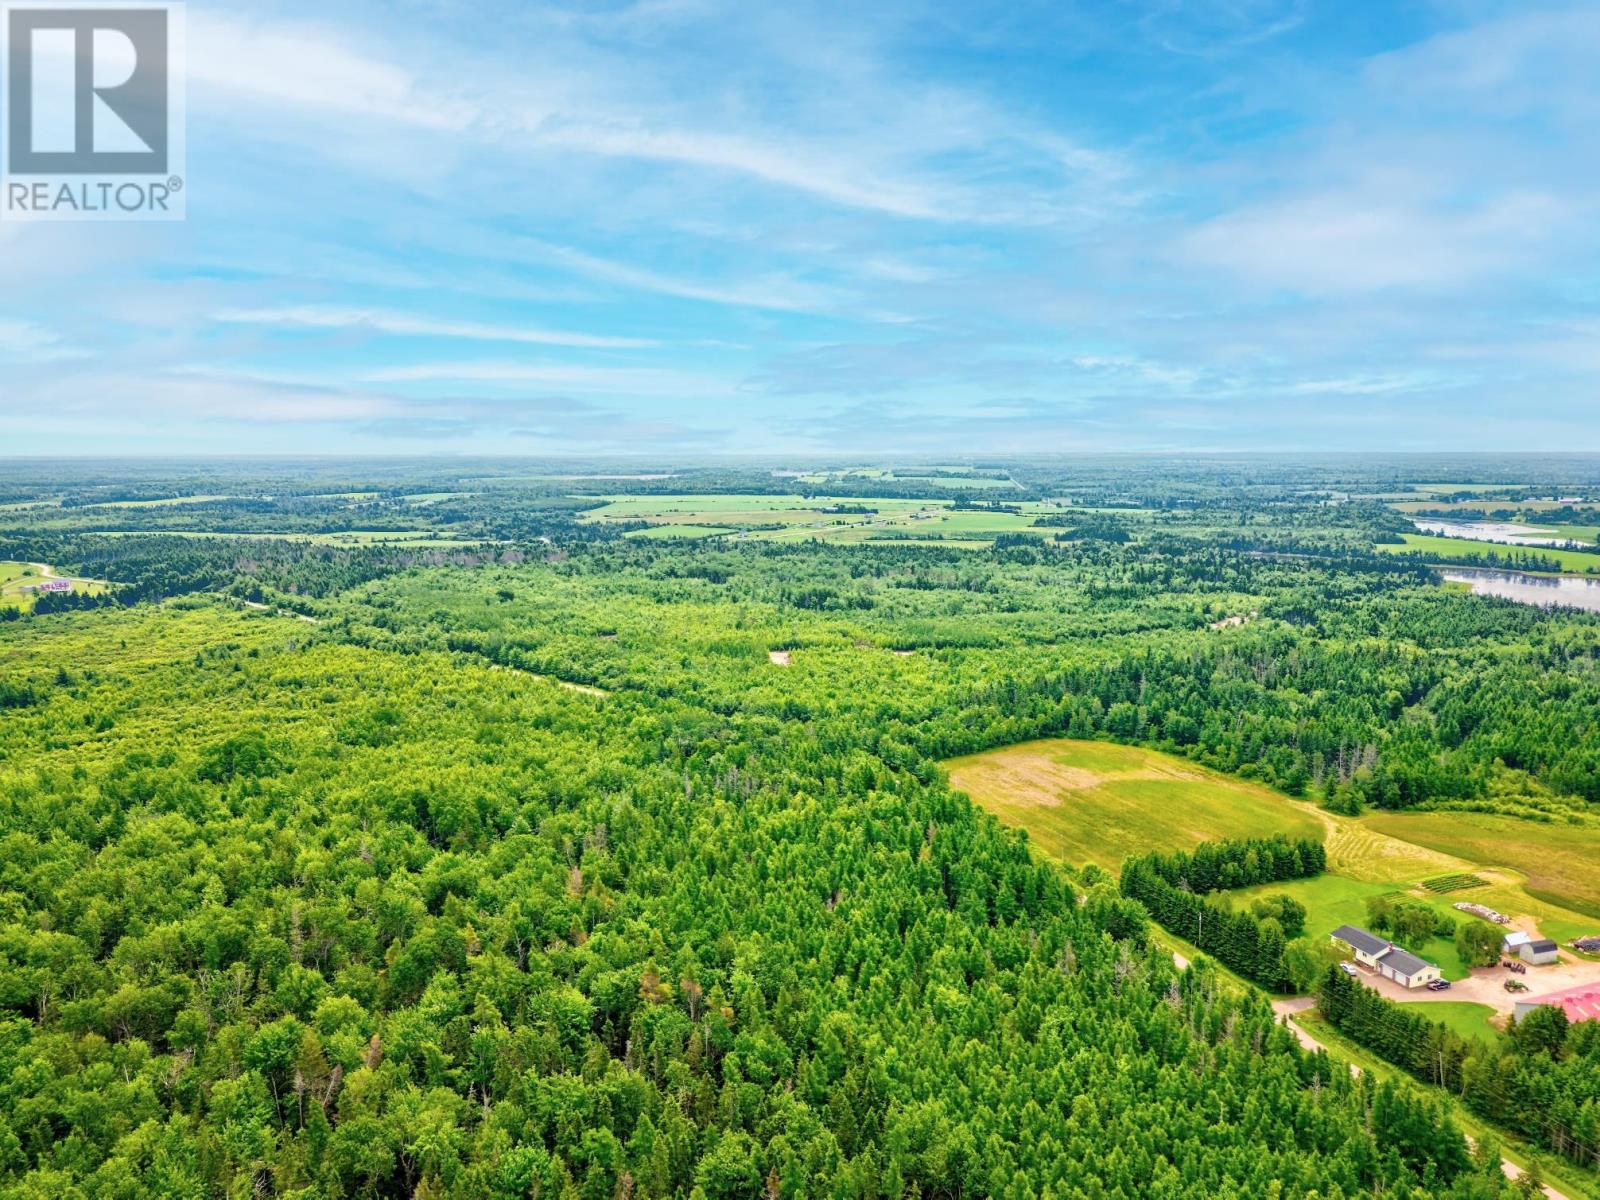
[0,560,107,610]
[580,492,1068,545]
[1374,533,1600,572]
[624,523,727,540]
[943,738,1323,870]
[1366,810,1600,923]
[69,494,239,508]
[948,738,1600,982]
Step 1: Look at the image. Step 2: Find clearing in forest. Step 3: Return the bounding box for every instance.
[1365,811,1600,925]
[947,738,1600,976]
[0,561,106,610]
[943,738,1322,870]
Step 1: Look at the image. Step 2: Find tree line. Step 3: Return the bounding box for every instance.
[1119,838,1326,991]
[1319,966,1600,1171]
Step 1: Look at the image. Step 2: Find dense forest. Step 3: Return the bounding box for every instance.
[2,458,1598,1197]
[1320,969,1600,1170]
[1119,839,1327,990]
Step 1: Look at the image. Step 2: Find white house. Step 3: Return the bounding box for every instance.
[1330,924,1442,989]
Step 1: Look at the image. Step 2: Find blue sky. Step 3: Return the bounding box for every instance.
[4,0,1600,456]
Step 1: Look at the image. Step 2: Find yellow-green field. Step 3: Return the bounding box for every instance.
[945,738,1600,950]
[1374,533,1600,573]
[0,561,108,610]
[579,493,1095,546]
[1366,810,1600,923]
[943,739,1323,869]
[624,524,728,540]
[69,494,237,508]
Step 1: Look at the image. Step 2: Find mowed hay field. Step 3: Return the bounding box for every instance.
[1365,811,1600,924]
[945,738,1600,956]
[943,738,1322,870]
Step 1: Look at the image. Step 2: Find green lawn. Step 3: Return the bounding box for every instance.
[1420,1001,1503,1044]
[944,738,1323,871]
[1229,873,1472,980]
[1374,533,1600,573]
[624,524,729,540]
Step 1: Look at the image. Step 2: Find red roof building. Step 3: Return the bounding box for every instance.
[1512,981,1600,1025]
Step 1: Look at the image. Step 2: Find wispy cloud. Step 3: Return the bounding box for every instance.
[6,1,1600,455]
[0,319,86,363]
[214,305,658,349]
[363,361,736,397]
[1179,183,1570,293]
[519,240,846,314]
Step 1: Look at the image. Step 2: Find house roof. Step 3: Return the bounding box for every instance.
[1522,982,1600,1024]
[1331,925,1389,957]
[1330,925,1437,978]
[1381,947,1434,978]
[1527,939,1559,953]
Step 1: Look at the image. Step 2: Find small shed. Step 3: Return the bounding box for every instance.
[1519,939,1559,966]
[1502,931,1532,955]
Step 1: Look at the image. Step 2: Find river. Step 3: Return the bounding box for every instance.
[1440,568,1600,613]
[1413,519,1592,548]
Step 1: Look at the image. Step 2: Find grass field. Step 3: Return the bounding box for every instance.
[947,738,1600,967]
[1374,533,1600,573]
[582,489,1056,547]
[89,530,486,547]
[1230,873,1473,979]
[71,494,237,508]
[943,738,1323,869]
[1365,811,1600,923]
[0,561,108,610]
[580,492,1111,546]
[1419,1001,1504,1043]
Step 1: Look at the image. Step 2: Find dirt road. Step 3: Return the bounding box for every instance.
[1353,956,1600,1017]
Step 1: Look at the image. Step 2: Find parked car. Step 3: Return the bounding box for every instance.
[1427,979,1451,991]
[1339,962,1358,977]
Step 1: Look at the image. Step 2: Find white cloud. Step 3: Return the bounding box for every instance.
[189,14,475,130]
[185,10,1124,226]
[1179,183,1569,294]
[0,319,85,363]
[213,305,657,349]
[522,240,845,314]
[363,360,735,396]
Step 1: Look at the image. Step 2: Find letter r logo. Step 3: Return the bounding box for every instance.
[6,5,169,174]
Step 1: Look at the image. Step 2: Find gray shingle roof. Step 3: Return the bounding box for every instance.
[1381,947,1432,978]
[1331,925,1389,956]
[1330,925,1438,979]
[1528,939,1558,953]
